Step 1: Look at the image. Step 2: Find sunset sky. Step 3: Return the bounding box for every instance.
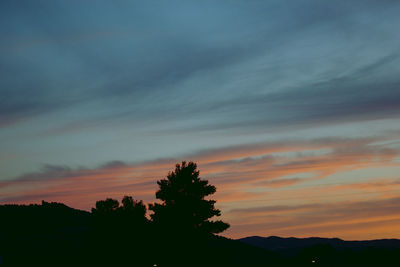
[1,0,400,240]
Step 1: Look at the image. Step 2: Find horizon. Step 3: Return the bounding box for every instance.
[7,199,400,242]
[1,0,400,241]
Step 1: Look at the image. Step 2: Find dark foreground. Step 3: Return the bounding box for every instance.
[1,202,399,267]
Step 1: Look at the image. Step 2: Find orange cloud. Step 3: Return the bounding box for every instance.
[226,197,400,239]
[1,136,399,239]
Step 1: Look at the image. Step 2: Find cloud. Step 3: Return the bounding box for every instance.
[1,0,400,239]
[227,196,400,240]
[255,178,304,188]
[1,0,400,133]
[1,135,399,239]
[1,135,399,214]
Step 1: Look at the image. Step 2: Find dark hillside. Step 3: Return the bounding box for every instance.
[0,201,90,266]
[239,235,400,256]
[2,202,400,267]
[239,236,400,266]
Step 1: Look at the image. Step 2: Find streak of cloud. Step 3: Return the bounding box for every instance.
[1,135,399,239]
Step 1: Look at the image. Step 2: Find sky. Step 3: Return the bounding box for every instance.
[1,0,400,240]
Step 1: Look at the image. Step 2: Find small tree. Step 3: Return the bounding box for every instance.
[91,196,147,225]
[149,161,229,235]
[89,196,150,265]
[119,196,147,227]
[91,198,119,215]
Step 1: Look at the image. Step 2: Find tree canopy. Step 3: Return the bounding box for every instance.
[149,161,229,235]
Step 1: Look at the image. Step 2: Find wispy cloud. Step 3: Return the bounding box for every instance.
[1,0,400,131]
[228,196,400,240]
[1,0,400,239]
[1,135,399,239]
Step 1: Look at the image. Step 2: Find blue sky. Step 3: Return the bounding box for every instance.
[1,0,400,239]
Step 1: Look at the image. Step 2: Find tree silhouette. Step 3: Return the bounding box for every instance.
[89,196,150,265]
[148,161,230,266]
[91,198,119,215]
[91,196,148,232]
[119,196,148,228]
[149,161,229,235]
[91,196,147,219]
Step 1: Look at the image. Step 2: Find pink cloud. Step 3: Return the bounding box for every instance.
[1,136,399,239]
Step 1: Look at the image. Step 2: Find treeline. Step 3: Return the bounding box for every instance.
[88,161,230,266]
[2,162,400,267]
[0,162,243,267]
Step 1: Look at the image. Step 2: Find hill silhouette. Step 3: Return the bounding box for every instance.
[239,236,400,256]
[0,201,283,267]
[0,201,91,266]
[239,236,400,266]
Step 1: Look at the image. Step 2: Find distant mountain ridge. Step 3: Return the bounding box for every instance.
[238,236,400,257]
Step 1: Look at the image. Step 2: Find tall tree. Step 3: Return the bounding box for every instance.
[149,161,229,235]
